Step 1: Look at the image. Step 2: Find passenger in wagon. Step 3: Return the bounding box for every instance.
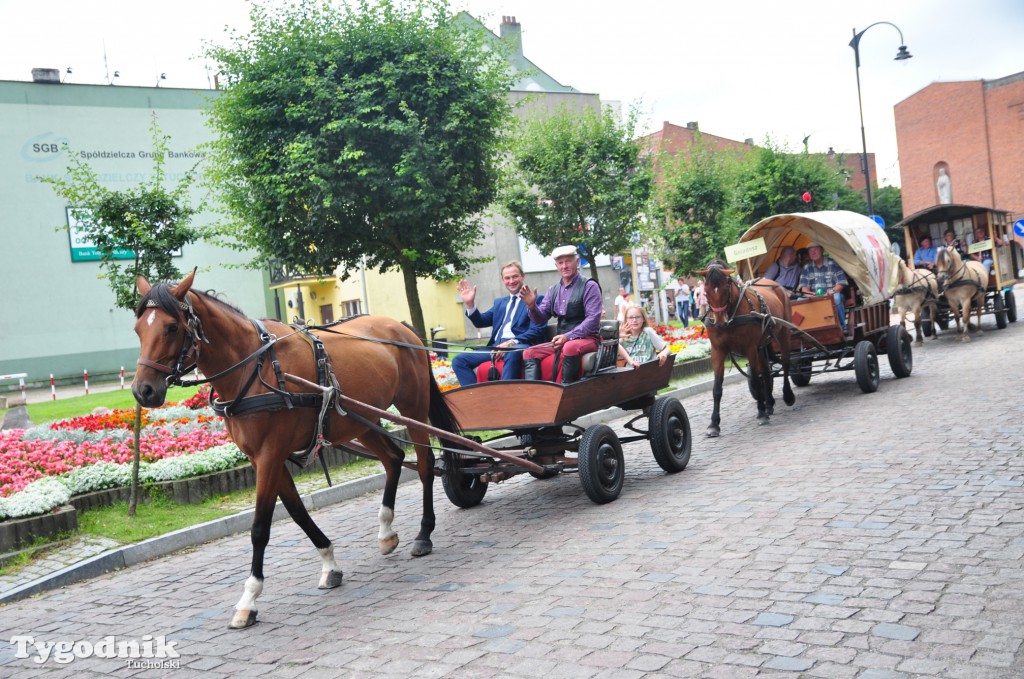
[798,242,849,332]
[968,226,1005,275]
[452,260,548,386]
[617,305,671,368]
[763,246,801,293]
[913,235,937,270]
[519,245,602,384]
[943,229,965,257]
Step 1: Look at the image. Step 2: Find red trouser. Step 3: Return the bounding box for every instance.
[523,337,600,381]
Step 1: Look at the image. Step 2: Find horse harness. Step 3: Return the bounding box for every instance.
[936,258,984,294]
[894,270,938,300]
[138,299,415,472]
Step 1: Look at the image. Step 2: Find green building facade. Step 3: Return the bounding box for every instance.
[0,79,270,387]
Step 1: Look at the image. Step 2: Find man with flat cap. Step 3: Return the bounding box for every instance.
[518,245,603,384]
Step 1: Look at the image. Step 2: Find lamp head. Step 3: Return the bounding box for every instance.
[895,45,912,61]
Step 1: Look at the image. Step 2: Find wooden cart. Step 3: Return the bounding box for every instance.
[734,210,913,394]
[897,203,1021,333]
[438,357,692,506]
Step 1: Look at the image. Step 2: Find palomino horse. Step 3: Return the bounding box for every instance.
[699,259,795,437]
[893,259,940,344]
[132,270,462,629]
[934,246,987,342]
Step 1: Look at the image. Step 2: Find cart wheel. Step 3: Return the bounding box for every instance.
[791,359,812,387]
[994,294,1008,329]
[441,452,487,508]
[921,306,934,338]
[649,397,691,473]
[854,341,879,394]
[1006,290,1017,323]
[886,325,913,378]
[578,424,624,504]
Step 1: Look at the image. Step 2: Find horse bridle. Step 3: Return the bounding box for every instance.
[136,294,210,385]
[705,275,771,330]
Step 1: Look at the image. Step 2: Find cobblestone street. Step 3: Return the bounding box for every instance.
[2,311,1023,678]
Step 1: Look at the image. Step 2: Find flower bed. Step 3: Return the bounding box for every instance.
[0,386,234,520]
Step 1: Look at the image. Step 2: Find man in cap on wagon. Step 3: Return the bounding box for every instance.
[798,241,849,333]
[518,245,603,384]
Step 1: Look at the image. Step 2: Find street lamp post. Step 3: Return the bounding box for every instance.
[849,22,912,217]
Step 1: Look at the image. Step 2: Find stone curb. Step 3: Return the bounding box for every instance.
[0,370,738,605]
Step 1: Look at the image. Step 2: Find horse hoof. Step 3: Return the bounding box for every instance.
[319,569,344,589]
[915,339,923,345]
[379,534,399,555]
[706,427,720,438]
[757,417,769,425]
[228,609,257,629]
[411,540,433,557]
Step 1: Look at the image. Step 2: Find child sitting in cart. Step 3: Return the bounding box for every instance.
[617,305,672,368]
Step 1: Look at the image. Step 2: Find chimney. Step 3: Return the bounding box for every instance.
[31,68,61,84]
[686,121,699,131]
[500,15,523,59]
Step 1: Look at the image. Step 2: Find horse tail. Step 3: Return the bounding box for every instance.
[427,375,464,443]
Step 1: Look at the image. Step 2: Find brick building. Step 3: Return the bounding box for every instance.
[639,121,875,195]
[894,70,1024,219]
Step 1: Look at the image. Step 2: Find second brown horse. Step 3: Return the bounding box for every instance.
[699,259,795,437]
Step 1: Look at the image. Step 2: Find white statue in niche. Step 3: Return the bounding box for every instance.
[936,168,952,204]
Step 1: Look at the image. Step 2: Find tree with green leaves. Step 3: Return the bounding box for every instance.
[655,134,745,276]
[734,141,861,226]
[501,105,653,282]
[204,0,515,337]
[40,113,203,517]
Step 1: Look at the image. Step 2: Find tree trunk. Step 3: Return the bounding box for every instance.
[127,404,142,517]
[587,255,601,288]
[399,261,427,341]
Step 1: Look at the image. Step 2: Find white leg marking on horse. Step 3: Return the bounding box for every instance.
[378,506,396,541]
[235,575,263,612]
[317,545,344,588]
[319,545,339,573]
[377,505,399,554]
[146,310,157,327]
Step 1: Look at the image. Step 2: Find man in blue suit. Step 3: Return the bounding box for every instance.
[452,261,547,386]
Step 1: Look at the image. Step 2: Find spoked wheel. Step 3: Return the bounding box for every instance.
[854,340,880,394]
[578,424,624,504]
[649,396,691,473]
[791,359,812,387]
[441,452,487,508]
[886,325,913,378]
[1006,290,1017,323]
[994,294,1008,329]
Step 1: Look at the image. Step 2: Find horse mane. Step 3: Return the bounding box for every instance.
[936,245,959,269]
[135,282,247,320]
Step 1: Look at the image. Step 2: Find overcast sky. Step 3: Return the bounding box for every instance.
[2,0,1021,187]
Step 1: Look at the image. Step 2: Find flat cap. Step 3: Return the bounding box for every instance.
[551,245,579,259]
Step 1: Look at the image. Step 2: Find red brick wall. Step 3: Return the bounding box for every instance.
[639,122,875,195]
[895,73,1024,218]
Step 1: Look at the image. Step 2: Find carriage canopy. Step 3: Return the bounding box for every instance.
[738,210,901,305]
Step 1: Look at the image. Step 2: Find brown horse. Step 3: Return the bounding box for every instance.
[132,270,462,629]
[934,246,987,342]
[893,259,940,343]
[699,260,795,437]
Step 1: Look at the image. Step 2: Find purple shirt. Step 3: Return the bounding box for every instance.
[528,274,602,340]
